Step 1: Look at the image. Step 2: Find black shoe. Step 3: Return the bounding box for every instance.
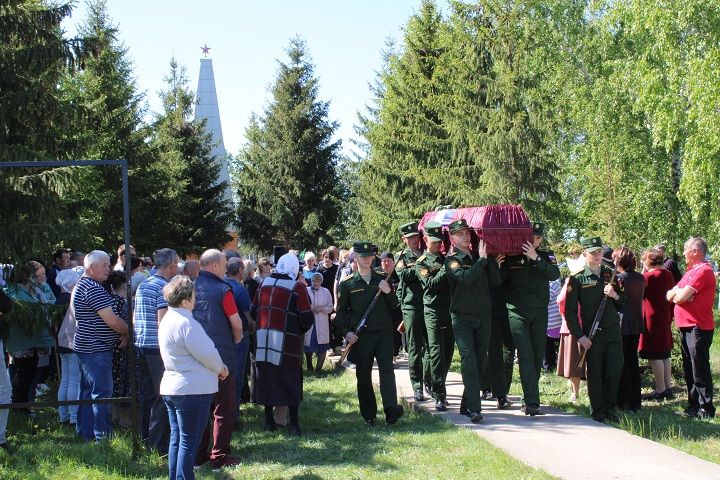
[643,390,666,401]
[288,424,302,436]
[524,406,545,416]
[264,420,277,432]
[699,405,716,419]
[413,389,425,402]
[435,399,447,412]
[683,405,701,418]
[497,396,513,410]
[481,389,493,400]
[459,399,468,416]
[385,405,404,425]
[467,410,483,423]
[662,389,676,400]
[606,414,620,423]
[364,417,376,426]
[592,416,607,423]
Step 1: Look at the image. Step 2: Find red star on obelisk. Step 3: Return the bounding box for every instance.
[201,44,211,57]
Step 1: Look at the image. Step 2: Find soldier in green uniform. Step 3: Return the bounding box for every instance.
[481,284,515,409]
[565,236,625,423]
[445,219,503,422]
[336,241,404,426]
[415,221,455,411]
[395,221,431,401]
[502,221,560,416]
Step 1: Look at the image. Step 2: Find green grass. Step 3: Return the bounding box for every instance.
[449,317,720,465]
[0,368,554,479]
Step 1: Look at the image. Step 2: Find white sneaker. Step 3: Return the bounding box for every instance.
[36,383,50,396]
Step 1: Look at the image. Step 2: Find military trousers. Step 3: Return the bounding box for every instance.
[586,327,623,420]
[482,312,514,398]
[452,315,490,412]
[350,329,398,421]
[403,306,431,392]
[508,307,548,408]
[424,308,455,401]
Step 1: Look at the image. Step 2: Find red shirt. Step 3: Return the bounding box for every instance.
[222,290,238,317]
[674,262,716,330]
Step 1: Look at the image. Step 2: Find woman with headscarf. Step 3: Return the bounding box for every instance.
[251,253,314,435]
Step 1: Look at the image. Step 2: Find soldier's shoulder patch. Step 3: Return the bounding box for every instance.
[396,260,405,270]
[417,254,427,263]
[340,273,353,283]
[567,284,572,293]
[419,267,430,278]
[449,260,461,271]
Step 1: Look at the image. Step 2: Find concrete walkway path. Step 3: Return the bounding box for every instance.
[329,355,720,480]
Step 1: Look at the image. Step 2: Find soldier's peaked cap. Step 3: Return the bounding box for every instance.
[353,241,376,257]
[399,221,420,238]
[448,218,470,234]
[580,236,603,253]
[424,221,443,242]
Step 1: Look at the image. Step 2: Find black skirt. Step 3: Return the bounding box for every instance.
[252,362,303,406]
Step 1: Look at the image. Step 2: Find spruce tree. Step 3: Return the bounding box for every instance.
[355,0,452,249]
[150,58,233,256]
[61,0,162,254]
[442,0,561,223]
[234,38,341,253]
[0,0,89,261]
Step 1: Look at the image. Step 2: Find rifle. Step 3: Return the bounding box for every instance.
[338,269,394,364]
[576,246,626,369]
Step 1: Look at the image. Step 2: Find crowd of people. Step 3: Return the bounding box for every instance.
[0,226,716,478]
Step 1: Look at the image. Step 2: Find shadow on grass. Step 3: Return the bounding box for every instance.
[1,368,458,479]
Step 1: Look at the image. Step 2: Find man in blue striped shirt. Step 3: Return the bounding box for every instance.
[133,248,178,454]
[73,250,128,442]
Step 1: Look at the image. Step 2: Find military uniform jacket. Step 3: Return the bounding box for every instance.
[335,270,400,336]
[565,264,625,339]
[416,251,450,311]
[395,248,424,309]
[503,250,561,313]
[445,249,502,320]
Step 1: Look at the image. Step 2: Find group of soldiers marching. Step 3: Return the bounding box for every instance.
[335,220,626,426]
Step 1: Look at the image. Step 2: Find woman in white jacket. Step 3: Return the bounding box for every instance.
[159,276,228,480]
[304,273,334,372]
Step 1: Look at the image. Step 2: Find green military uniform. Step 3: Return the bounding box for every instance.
[396,221,431,398]
[564,236,625,422]
[415,222,454,407]
[503,222,560,414]
[481,284,515,403]
[336,242,404,425]
[445,219,502,419]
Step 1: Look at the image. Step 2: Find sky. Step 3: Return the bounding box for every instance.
[63,0,440,158]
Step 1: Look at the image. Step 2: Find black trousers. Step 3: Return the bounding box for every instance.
[11,355,38,413]
[617,334,641,411]
[680,327,714,410]
[137,348,169,454]
[544,336,560,371]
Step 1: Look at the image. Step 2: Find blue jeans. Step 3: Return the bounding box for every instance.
[164,394,214,480]
[0,340,10,445]
[76,350,114,441]
[58,352,80,423]
[234,337,250,414]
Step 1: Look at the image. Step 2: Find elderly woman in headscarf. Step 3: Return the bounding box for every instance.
[304,272,333,372]
[251,253,314,435]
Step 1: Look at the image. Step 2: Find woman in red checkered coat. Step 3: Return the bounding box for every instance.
[251,253,314,435]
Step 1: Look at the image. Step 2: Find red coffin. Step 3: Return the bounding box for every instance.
[418,205,532,255]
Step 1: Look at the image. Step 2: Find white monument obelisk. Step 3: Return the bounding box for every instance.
[195,44,233,207]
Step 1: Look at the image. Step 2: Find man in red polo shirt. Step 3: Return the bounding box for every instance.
[667,237,716,419]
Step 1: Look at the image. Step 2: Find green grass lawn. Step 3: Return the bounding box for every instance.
[0,369,554,480]
[449,318,720,465]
